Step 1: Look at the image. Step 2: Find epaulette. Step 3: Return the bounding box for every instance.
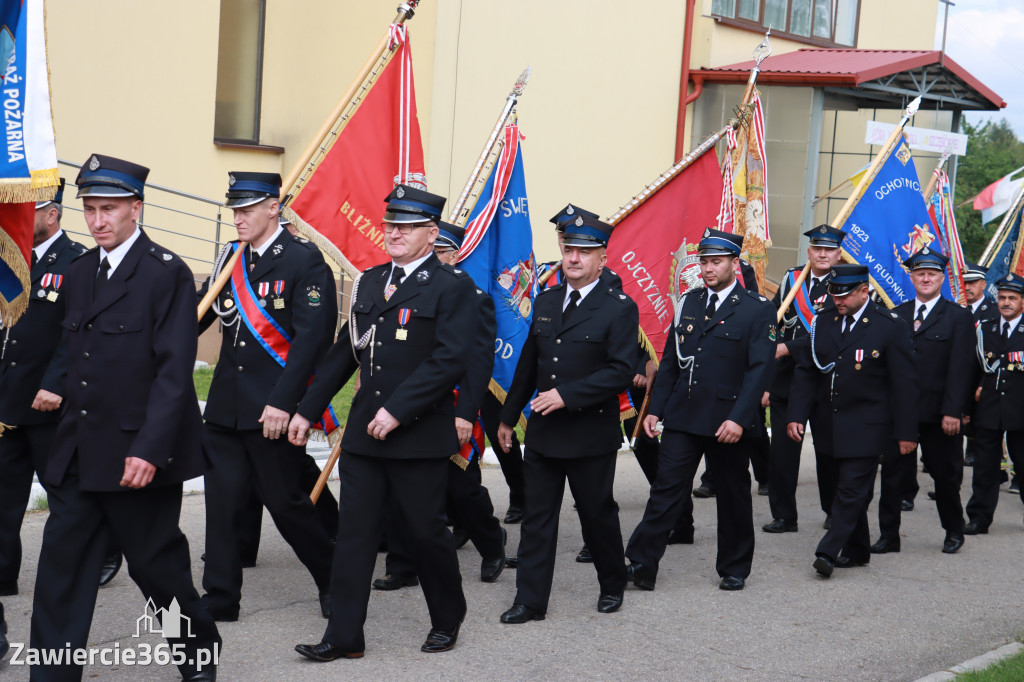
[363,261,390,276]
[290,235,314,249]
[72,246,99,261]
[69,242,88,255]
[536,283,563,300]
[145,245,177,264]
[435,263,468,279]
[606,286,634,305]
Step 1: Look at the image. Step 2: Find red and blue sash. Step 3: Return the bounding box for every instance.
[229,244,340,437]
[618,389,636,421]
[451,387,487,468]
[787,270,816,333]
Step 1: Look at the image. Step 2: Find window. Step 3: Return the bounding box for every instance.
[213,0,266,144]
[711,0,859,47]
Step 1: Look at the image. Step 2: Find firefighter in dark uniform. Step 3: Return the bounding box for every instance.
[0,180,93,597]
[373,221,507,589]
[962,262,999,468]
[496,214,638,622]
[290,185,475,660]
[29,154,220,681]
[198,172,336,623]
[888,247,973,554]
[762,225,845,534]
[786,264,917,578]
[626,229,775,592]
[965,274,1024,533]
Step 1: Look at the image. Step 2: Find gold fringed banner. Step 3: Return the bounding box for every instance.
[282,205,359,278]
[638,328,658,365]
[0,171,58,204]
[0,226,30,325]
[619,407,637,422]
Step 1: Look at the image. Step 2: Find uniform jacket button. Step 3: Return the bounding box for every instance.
[374,365,381,371]
[80,381,87,388]
[237,365,244,372]
[378,316,385,323]
[375,341,382,347]
[8,361,14,367]
[119,324,125,331]
[553,357,558,362]
[86,323,93,331]
[167,457,174,464]
[550,374,556,380]
[555,339,561,344]
[8,338,15,345]
[83,352,89,359]
[80,410,87,417]
[374,390,381,396]
[239,340,246,347]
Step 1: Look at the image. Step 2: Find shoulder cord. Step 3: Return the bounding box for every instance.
[779,275,799,330]
[672,292,695,386]
[809,314,835,373]
[208,243,242,346]
[347,272,375,370]
[977,322,1000,375]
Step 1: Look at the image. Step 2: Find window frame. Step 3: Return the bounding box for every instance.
[711,0,861,49]
[212,0,268,146]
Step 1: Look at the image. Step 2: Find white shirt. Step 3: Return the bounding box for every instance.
[98,227,142,277]
[33,229,64,263]
[913,296,941,321]
[563,277,601,311]
[252,226,284,258]
[1001,314,1022,340]
[705,278,739,310]
[390,252,432,284]
[842,298,870,333]
[971,299,985,314]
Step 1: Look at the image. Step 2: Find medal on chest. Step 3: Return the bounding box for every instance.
[273,280,285,309]
[854,349,864,370]
[396,308,410,340]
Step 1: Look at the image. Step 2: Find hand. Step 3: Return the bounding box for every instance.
[288,414,312,446]
[760,391,770,408]
[496,423,515,454]
[632,373,647,389]
[975,386,982,402]
[645,359,658,387]
[775,343,790,359]
[941,415,961,436]
[353,373,362,395]
[455,417,473,446]
[120,457,156,489]
[643,415,661,439]
[716,420,743,444]
[367,407,399,440]
[31,389,62,412]
[787,422,804,442]
[899,440,917,455]
[530,389,565,415]
[259,405,291,440]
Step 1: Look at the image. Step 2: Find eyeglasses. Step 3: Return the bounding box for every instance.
[382,223,428,235]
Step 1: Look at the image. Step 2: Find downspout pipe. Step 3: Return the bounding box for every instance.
[674,0,699,162]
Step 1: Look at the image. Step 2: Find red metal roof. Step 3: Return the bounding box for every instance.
[693,49,1005,109]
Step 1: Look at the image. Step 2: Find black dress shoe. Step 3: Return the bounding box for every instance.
[869,537,900,554]
[762,519,798,533]
[942,532,965,554]
[692,485,715,498]
[99,553,122,587]
[719,575,745,590]
[421,622,461,653]
[834,556,869,568]
[964,521,988,535]
[813,555,834,578]
[501,604,545,624]
[319,593,331,619]
[181,668,216,681]
[626,562,656,591]
[964,454,975,467]
[822,515,832,530]
[503,505,524,524]
[900,499,914,512]
[0,580,16,597]
[372,573,419,591]
[200,597,239,622]
[575,545,593,563]
[504,556,519,569]
[667,528,694,544]
[481,528,507,582]
[451,526,470,549]
[597,593,623,613]
[757,484,769,496]
[295,642,364,661]
[1,618,9,662]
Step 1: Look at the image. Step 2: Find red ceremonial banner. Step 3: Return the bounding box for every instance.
[288,30,425,274]
[605,151,722,360]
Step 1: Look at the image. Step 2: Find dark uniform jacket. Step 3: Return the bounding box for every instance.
[771,267,833,400]
[649,284,776,437]
[199,231,337,429]
[974,317,1024,432]
[894,297,976,423]
[501,280,638,457]
[972,296,998,325]
[46,231,211,491]
[789,301,918,458]
[298,253,476,459]
[0,232,86,425]
[455,289,496,422]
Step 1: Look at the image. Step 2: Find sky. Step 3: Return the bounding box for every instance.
[935,0,1024,135]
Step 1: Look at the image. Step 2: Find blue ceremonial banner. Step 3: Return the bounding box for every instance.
[983,198,1023,300]
[840,137,954,307]
[458,123,536,416]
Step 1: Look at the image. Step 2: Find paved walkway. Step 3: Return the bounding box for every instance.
[2,444,1021,680]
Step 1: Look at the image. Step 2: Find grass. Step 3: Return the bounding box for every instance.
[29,493,48,512]
[955,640,1024,681]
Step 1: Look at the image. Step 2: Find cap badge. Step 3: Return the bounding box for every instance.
[1008,274,1015,281]
[396,186,405,198]
[574,216,583,227]
[88,155,100,171]
[922,247,930,255]
[819,226,826,234]
[566,206,574,215]
[703,228,711,238]
[228,174,236,186]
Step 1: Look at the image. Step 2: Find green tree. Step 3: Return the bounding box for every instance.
[954,118,1024,261]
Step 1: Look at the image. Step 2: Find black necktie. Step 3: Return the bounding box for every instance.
[563,289,580,322]
[30,251,38,268]
[807,277,818,292]
[249,249,260,271]
[705,292,719,320]
[842,314,854,337]
[94,257,110,300]
[914,304,926,332]
[1002,321,1011,345]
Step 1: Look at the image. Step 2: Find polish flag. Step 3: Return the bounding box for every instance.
[974,168,1024,224]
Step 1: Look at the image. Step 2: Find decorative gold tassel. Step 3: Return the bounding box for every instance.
[282,206,360,280]
[449,453,470,470]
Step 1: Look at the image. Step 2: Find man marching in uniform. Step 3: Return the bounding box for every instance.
[889,247,974,554]
[0,180,90,597]
[763,224,844,534]
[290,185,475,659]
[965,275,1024,533]
[787,264,917,578]
[30,154,220,681]
[626,229,775,592]
[962,263,998,468]
[496,214,638,621]
[198,172,337,622]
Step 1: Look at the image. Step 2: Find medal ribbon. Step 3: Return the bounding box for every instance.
[855,349,864,362]
[274,280,285,295]
[398,308,411,326]
[229,244,339,436]
[53,275,62,289]
[1009,351,1023,363]
[787,270,816,333]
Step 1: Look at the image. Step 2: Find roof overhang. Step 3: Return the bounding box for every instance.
[693,49,1005,111]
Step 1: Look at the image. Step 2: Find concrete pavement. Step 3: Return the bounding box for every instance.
[2,443,1022,681]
